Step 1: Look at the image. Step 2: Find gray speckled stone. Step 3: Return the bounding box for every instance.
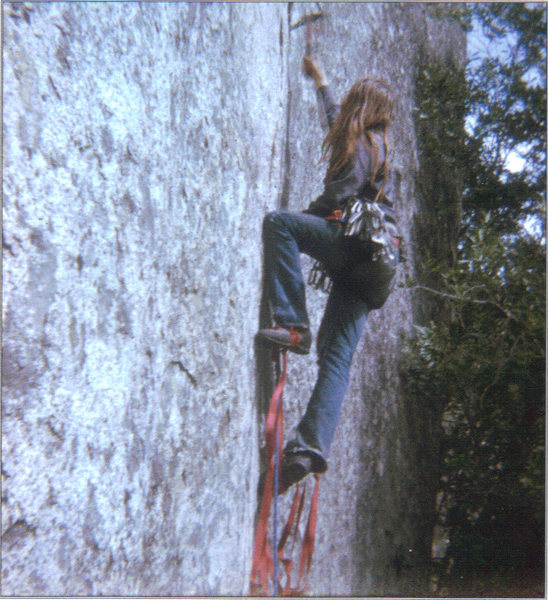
[2,2,465,595]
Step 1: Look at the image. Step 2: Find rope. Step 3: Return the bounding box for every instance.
[250,350,287,594]
[273,376,281,596]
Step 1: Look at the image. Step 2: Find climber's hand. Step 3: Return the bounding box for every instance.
[303,56,327,88]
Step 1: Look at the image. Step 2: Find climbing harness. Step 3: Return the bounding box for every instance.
[308,199,403,309]
[250,350,321,596]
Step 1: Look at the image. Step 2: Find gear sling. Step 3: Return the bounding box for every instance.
[250,350,320,596]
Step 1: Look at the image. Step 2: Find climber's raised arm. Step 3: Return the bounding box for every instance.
[303,55,338,130]
[303,55,327,88]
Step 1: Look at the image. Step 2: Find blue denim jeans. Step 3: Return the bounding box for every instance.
[262,210,370,470]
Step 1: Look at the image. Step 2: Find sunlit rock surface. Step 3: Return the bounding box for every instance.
[2,3,464,595]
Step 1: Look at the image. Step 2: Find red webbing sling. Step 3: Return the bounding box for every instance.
[250,350,321,596]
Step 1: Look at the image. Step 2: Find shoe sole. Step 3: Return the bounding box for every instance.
[280,462,309,494]
[257,332,311,355]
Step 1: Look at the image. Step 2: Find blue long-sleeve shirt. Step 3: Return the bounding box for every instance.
[305,85,391,217]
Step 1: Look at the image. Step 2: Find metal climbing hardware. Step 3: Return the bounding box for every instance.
[308,260,333,293]
[341,197,400,262]
[250,349,321,596]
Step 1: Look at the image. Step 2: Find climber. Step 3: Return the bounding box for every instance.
[258,55,397,493]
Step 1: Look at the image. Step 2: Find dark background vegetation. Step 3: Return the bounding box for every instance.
[407,3,545,597]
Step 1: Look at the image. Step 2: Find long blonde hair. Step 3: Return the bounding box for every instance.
[322,78,393,198]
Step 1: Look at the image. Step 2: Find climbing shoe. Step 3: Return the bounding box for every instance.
[256,451,315,498]
[256,459,307,499]
[257,326,312,355]
[280,451,313,494]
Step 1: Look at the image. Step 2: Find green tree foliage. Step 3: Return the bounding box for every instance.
[407,223,545,583]
[408,3,545,593]
[465,3,546,231]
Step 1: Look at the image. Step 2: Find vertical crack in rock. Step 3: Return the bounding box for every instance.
[256,4,293,407]
[279,88,292,211]
[279,3,293,210]
[253,2,294,515]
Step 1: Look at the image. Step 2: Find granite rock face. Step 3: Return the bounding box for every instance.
[2,3,465,595]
